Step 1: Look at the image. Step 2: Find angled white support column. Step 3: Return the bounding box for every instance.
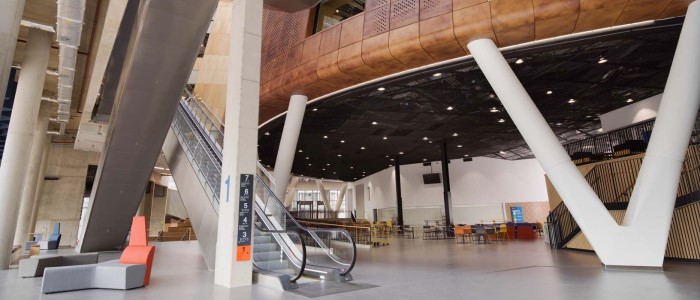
[335,182,348,212]
[315,179,331,211]
[13,101,51,246]
[467,1,700,268]
[0,28,52,270]
[0,0,25,110]
[272,95,307,200]
[283,176,299,208]
[214,0,262,288]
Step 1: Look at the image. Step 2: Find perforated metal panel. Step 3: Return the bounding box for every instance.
[420,0,452,20]
[364,5,391,38]
[391,0,419,30]
[366,0,391,11]
[261,8,310,66]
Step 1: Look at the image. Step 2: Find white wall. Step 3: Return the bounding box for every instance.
[600,93,662,131]
[350,157,548,226]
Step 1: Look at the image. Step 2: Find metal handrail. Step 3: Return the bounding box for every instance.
[253,224,306,283]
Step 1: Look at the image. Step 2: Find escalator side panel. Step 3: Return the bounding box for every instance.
[163,128,218,269]
[78,0,218,253]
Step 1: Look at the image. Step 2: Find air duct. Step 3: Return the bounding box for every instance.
[53,0,87,135]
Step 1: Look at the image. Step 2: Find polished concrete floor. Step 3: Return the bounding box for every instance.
[2,237,699,299]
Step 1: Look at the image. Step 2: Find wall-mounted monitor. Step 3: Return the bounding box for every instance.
[423,173,441,184]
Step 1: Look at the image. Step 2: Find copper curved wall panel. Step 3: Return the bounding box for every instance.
[419,13,466,61]
[390,23,436,67]
[453,1,497,52]
[490,0,536,46]
[256,0,693,123]
[575,0,627,33]
[616,0,673,25]
[533,0,580,40]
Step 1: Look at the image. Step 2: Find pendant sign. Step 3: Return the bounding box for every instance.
[236,174,254,261]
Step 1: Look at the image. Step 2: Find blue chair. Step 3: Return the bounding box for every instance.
[39,224,61,250]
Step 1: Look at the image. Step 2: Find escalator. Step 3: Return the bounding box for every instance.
[162,89,356,287]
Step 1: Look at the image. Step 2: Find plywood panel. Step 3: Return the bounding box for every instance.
[319,25,342,55]
[337,42,382,79]
[339,15,365,48]
[364,4,392,39]
[616,0,672,25]
[391,0,420,30]
[362,32,407,75]
[420,0,452,20]
[575,0,626,32]
[316,50,359,86]
[419,13,466,61]
[660,0,693,18]
[300,34,322,64]
[453,0,488,10]
[389,23,436,67]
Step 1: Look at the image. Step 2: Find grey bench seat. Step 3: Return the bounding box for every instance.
[19,253,98,278]
[41,260,146,294]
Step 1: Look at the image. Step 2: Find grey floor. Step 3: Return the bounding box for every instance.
[2,237,699,299]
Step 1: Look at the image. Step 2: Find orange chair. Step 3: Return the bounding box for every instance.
[120,216,155,286]
[455,226,466,243]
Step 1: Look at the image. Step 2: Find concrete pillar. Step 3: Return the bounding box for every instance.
[0,28,51,269]
[0,0,26,110]
[13,101,51,246]
[28,137,50,235]
[272,95,307,200]
[283,176,299,208]
[335,182,348,212]
[466,0,700,268]
[214,0,261,288]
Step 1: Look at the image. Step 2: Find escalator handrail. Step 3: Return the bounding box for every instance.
[256,174,357,276]
[253,223,306,283]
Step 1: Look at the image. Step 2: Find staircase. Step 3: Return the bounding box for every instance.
[547,145,700,261]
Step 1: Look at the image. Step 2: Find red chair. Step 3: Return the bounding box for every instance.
[120,216,155,285]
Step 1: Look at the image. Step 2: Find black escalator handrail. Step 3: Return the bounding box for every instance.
[178,100,223,162]
[256,176,357,276]
[253,223,306,283]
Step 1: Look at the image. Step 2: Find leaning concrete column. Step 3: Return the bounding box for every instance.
[0,27,52,269]
[0,0,26,110]
[28,137,51,235]
[272,95,307,200]
[13,101,51,246]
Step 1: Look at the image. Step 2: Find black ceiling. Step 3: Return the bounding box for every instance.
[258,18,684,182]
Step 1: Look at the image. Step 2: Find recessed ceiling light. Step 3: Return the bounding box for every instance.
[489,94,496,99]
[264,132,270,136]
[322,168,326,171]
[385,155,389,158]
[308,163,311,166]
[298,149,303,152]
[429,141,433,143]
[556,123,563,126]
[327,163,330,166]
[457,145,463,148]
[433,73,442,77]
[464,154,469,157]
[422,137,428,141]
[500,151,506,154]
[568,98,576,104]
[447,106,453,111]
[354,178,357,180]
[515,58,524,64]
[350,166,354,169]
[335,9,339,13]
[423,158,427,161]
[382,136,388,140]
[313,108,318,111]
[360,146,365,150]
[498,119,505,123]
[626,98,634,103]
[340,140,345,143]
[337,154,342,157]
[333,172,336,174]
[452,133,458,137]
[258,159,261,161]
[546,90,553,95]
[377,87,385,91]
[323,135,328,139]
[306,157,309,159]
[390,158,394,161]
[371,121,378,125]
[598,57,608,64]
[399,152,404,155]
[389,164,393,167]
[490,107,499,113]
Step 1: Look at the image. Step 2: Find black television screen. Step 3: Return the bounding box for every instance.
[423,173,441,184]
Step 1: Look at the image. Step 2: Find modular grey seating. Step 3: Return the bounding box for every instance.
[19,253,99,278]
[39,223,62,250]
[24,233,43,252]
[41,260,146,294]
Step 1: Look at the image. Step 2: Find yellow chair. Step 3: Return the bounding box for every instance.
[498,224,509,240]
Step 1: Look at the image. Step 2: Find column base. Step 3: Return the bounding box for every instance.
[603,264,664,272]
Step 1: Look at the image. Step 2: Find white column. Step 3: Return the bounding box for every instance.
[0,28,51,269]
[0,0,25,110]
[272,95,307,200]
[315,179,331,212]
[214,0,262,288]
[467,0,700,268]
[13,101,51,246]
[283,176,299,208]
[28,137,50,235]
[335,182,348,212]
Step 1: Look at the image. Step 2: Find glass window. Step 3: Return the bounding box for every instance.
[314,0,366,33]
